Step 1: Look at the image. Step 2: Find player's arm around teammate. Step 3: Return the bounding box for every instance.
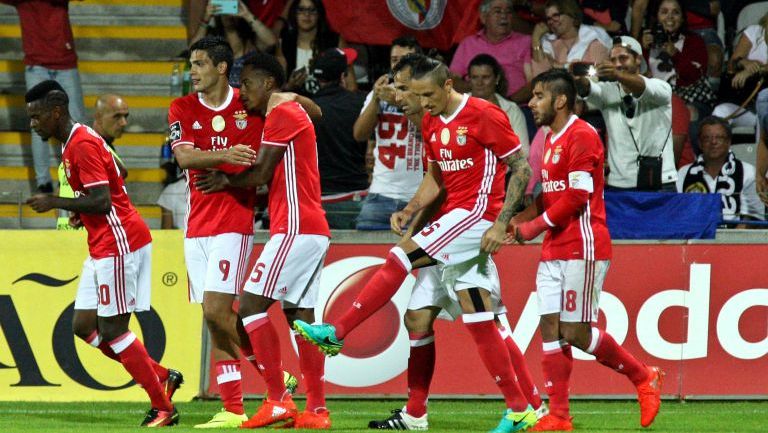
[480,150,532,254]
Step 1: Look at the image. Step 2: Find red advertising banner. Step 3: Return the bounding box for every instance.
[207,244,768,398]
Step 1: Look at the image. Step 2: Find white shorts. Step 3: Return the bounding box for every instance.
[411,208,498,292]
[536,259,610,322]
[242,234,329,308]
[74,244,152,317]
[184,233,254,303]
[407,264,506,321]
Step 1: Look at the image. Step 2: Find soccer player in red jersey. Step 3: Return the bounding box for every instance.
[294,56,539,433]
[196,53,331,429]
[25,80,179,427]
[168,36,319,428]
[511,68,663,431]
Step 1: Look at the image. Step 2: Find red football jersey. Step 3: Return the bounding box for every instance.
[62,124,151,259]
[262,102,330,237]
[540,115,611,260]
[422,95,520,221]
[168,87,264,238]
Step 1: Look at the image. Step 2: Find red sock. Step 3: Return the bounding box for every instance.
[464,313,528,412]
[294,332,326,411]
[499,327,542,409]
[405,331,435,418]
[333,249,410,339]
[240,346,264,378]
[541,340,572,419]
[242,313,286,401]
[109,332,172,411]
[215,360,244,415]
[86,331,169,382]
[587,327,647,385]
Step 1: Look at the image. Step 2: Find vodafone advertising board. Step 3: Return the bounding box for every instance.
[208,243,768,398]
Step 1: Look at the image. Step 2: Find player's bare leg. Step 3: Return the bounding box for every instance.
[457,288,536,432]
[239,293,297,429]
[369,307,438,430]
[199,292,247,427]
[285,308,330,429]
[99,313,177,426]
[559,322,663,428]
[72,309,182,400]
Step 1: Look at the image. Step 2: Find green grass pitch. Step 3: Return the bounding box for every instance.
[0,400,765,432]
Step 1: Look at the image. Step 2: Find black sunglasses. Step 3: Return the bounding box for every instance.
[623,94,636,119]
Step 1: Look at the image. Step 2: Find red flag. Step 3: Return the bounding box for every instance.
[324,0,482,51]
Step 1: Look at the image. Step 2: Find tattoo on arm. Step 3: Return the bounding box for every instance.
[497,153,532,225]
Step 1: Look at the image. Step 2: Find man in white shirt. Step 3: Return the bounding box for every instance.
[575,36,677,191]
[677,116,765,224]
[353,36,424,229]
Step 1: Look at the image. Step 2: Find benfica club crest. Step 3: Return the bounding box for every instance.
[456,126,468,146]
[233,110,248,130]
[387,0,446,30]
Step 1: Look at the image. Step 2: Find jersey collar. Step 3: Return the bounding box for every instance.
[549,114,578,144]
[62,122,82,150]
[439,93,469,124]
[197,86,234,111]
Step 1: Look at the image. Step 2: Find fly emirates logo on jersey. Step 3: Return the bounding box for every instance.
[434,126,474,172]
[541,168,566,193]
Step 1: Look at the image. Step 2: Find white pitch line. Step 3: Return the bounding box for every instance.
[0,409,765,416]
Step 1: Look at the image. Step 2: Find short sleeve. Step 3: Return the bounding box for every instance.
[360,91,375,115]
[262,102,310,146]
[567,128,601,174]
[476,104,521,159]
[168,99,194,150]
[74,139,111,188]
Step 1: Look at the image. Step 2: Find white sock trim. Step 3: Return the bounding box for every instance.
[410,335,435,347]
[242,312,269,328]
[462,311,494,323]
[586,327,600,353]
[390,246,412,273]
[216,370,242,384]
[109,331,136,355]
[87,332,101,347]
[542,340,562,352]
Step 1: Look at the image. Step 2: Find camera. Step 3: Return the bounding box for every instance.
[571,62,595,77]
[652,23,668,47]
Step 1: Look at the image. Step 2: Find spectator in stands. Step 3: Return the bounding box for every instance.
[576,36,678,191]
[467,53,530,155]
[2,0,86,193]
[677,116,765,225]
[756,124,768,206]
[353,37,423,230]
[189,0,277,87]
[530,0,612,77]
[712,11,768,137]
[92,94,129,176]
[450,0,533,104]
[186,0,286,44]
[641,0,714,139]
[277,0,356,95]
[633,0,723,91]
[311,48,367,229]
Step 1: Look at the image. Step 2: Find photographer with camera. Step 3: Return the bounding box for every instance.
[574,36,678,191]
[640,0,713,153]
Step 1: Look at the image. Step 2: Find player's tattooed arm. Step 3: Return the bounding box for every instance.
[403,187,446,240]
[480,152,531,254]
[27,185,111,215]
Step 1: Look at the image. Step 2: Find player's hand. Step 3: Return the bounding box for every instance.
[69,213,83,229]
[26,194,56,213]
[390,209,414,236]
[223,144,257,166]
[266,92,297,115]
[480,221,508,254]
[195,170,230,193]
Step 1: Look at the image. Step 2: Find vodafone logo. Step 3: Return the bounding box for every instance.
[309,257,415,387]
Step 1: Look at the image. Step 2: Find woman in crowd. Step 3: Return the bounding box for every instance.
[276,0,355,94]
